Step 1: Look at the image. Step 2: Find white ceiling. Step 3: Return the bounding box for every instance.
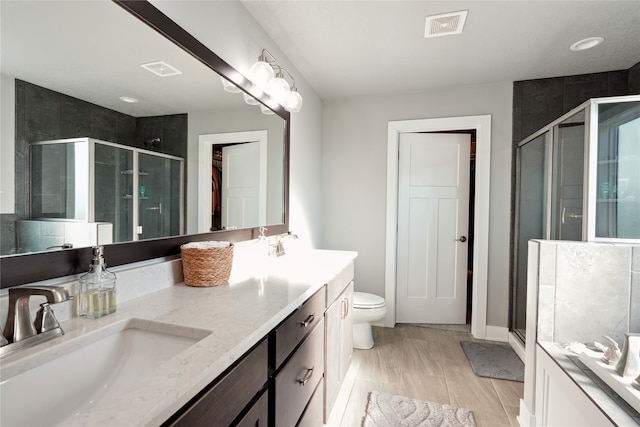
[241,1,640,101]
[1,1,246,117]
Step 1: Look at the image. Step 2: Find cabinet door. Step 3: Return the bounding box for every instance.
[340,282,354,379]
[324,281,354,419]
[324,295,342,414]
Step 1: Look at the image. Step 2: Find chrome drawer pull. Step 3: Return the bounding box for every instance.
[297,367,314,385]
[299,314,315,328]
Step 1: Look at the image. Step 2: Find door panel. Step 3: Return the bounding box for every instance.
[396,133,470,324]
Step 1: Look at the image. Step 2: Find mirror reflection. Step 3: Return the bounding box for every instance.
[0,1,286,257]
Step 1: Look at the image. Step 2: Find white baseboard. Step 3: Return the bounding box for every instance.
[517,398,535,427]
[485,325,509,342]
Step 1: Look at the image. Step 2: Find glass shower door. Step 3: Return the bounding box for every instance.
[512,132,548,342]
[550,111,585,241]
[137,152,183,240]
[595,101,640,239]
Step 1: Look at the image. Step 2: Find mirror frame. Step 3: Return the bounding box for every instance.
[0,0,290,288]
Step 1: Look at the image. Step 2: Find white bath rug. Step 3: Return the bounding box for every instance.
[363,391,476,427]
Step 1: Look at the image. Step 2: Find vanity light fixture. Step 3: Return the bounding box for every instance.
[220,77,241,93]
[570,36,604,51]
[222,48,303,113]
[140,60,182,77]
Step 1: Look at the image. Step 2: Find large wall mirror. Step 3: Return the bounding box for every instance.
[0,0,290,288]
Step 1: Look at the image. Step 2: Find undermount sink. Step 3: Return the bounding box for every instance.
[0,318,211,427]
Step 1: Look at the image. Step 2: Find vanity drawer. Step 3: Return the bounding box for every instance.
[274,320,324,427]
[274,287,325,368]
[165,338,268,427]
[297,380,324,427]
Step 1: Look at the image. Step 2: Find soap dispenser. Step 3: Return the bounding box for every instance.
[78,246,116,319]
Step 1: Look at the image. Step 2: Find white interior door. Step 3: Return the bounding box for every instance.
[221,142,263,229]
[396,132,470,324]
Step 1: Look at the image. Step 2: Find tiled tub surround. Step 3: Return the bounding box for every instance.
[523,240,640,426]
[0,243,357,426]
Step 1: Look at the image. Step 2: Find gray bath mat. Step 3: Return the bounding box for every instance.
[460,341,524,382]
[363,391,476,427]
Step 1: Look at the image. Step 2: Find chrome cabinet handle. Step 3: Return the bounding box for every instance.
[299,314,315,328]
[455,236,467,242]
[297,367,314,385]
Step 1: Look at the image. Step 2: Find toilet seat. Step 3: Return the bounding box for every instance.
[353,292,385,309]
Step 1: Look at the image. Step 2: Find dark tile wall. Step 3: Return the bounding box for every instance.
[512,69,635,143]
[1,80,187,255]
[629,62,640,95]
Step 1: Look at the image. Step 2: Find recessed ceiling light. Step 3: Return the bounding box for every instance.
[119,96,139,103]
[140,61,182,77]
[570,37,604,51]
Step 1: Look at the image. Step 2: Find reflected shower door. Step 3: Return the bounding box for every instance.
[94,143,133,243]
[137,153,183,240]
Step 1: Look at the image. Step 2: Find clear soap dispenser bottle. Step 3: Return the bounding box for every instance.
[78,246,116,318]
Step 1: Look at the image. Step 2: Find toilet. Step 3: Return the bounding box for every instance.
[352,292,387,349]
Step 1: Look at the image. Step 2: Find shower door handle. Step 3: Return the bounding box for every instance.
[145,202,162,214]
[455,236,467,243]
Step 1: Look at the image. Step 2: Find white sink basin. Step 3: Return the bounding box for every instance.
[0,318,211,427]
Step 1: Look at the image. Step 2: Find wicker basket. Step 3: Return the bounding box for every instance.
[180,241,234,287]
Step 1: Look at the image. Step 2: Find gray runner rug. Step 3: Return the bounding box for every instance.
[363,391,476,427]
[460,340,524,382]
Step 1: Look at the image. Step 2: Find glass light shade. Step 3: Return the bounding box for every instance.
[260,104,275,115]
[220,77,241,93]
[243,92,260,105]
[249,60,275,88]
[286,89,303,113]
[267,76,291,106]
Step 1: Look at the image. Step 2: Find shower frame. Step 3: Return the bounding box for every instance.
[510,94,640,346]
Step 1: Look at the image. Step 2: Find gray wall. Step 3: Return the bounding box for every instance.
[322,82,513,328]
[151,0,324,249]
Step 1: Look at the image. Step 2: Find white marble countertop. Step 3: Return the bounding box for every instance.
[1,249,357,427]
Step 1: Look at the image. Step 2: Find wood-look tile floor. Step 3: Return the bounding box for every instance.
[329,324,524,427]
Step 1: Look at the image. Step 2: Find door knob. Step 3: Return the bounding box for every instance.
[456,236,467,242]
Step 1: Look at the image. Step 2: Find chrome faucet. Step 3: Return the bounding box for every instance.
[2,286,72,350]
[268,232,299,257]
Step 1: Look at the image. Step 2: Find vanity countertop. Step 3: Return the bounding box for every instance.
[538,341,640,426]
[1,249,357,427]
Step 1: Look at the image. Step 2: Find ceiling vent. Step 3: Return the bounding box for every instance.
[424,10,468,38]
[140,61,182,77]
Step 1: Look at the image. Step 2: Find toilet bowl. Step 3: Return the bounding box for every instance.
[352,292,387,350]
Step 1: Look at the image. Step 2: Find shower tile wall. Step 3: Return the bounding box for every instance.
[0,80,187,255]
[534,240,640,347]
[512,67,638,143]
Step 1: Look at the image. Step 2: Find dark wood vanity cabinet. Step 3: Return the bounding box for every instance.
[272,287,326,427]
[163,338,269,427]
[163,287,327,427]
